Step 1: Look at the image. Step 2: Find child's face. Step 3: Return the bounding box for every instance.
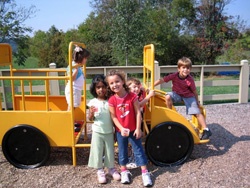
[128,83,140,95]
[107,75,124,94]
[178,66,191,78]
[95,81,107,99]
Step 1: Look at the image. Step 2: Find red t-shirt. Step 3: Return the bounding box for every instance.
[108,92,138,132]
[163,72,196,97]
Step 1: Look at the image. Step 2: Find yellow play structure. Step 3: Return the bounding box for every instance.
[0,42,209,169]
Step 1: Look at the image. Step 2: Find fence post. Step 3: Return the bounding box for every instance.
[154,60,160,90]
[199,66,204,105]
[0,70,7,110]
[49,63,60,95]
[239,60,249,103]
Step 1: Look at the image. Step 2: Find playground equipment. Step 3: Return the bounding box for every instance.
[142,44,208,167]
[0,42,209,169]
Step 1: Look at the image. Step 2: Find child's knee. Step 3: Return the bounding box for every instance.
[165,94,172,101]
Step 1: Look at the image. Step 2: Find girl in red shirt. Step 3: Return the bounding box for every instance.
[106,70,152,187]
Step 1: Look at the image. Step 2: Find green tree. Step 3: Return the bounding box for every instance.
[218,29,250,63]
[0,0,36,65]
[144,0,195,65]
[190,0,241,64]
[78,12,114,67]
[111,0,147,66]
[30,26,66,68]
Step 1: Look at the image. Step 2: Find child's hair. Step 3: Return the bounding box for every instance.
[89,74,107,99]
[73,46,90,63]
[106,69,129,95]
[177,57,192,68]
[126,77,141,87]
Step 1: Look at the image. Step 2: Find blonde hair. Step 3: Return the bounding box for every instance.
[177,57,192,68]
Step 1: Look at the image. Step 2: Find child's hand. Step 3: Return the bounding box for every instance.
[121,128,130,137]
[88,106,97,121]
[148,90,155,97]
[89,106,97,114]
[133,128,142,139]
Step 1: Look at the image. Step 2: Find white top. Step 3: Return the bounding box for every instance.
[87,98,114,134]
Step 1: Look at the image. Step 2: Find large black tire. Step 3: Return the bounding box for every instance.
[145,122,194,167]
[2,125,50,169]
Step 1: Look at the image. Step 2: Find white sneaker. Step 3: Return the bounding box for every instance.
[126,155,138,169]
[109,168,121,181]
[126,162,137,169]
[142,171,152,187]
[121,170,131,184]
[97,169,107,184]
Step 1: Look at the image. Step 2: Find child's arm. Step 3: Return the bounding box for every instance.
[133,100,142,139]
[72,67,80,81]
[154,78,165,87]
[139,89,155,107]
[109,106,125,131]
[88,106,95,121]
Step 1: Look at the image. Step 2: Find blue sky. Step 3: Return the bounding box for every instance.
[18,0,250,36]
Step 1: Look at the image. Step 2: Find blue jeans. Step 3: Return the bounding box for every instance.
[116,131,148,166]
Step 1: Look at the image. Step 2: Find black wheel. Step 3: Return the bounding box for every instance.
[2,125,50,169]
[145,122,194,167]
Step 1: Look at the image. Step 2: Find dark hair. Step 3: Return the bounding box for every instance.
[73,47,90,63]
[89,74,108,99]
[106,69,129,96]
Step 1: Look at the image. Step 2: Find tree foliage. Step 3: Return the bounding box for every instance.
[110,0,147,66]
[78,12,114,67]
[0,0,36,65]
[30,26,65,68]
[21,0,250,67]
[190,0,242,64]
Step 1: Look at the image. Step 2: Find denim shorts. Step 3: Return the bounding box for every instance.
[116,131,148,166]
[167,91,201,115]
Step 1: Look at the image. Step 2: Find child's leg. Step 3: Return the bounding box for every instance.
[129,136,152,187]
[103,133,115,168]
[88,132,105,168]
[183,97,212,140]
[104,133,121,181]
[116,132,129,167]
[165,92,182,109]
[129,134,148,167]
[88,132,107,184]
[195,113,207,129]
[116,132,133,184]
[165,94,173,109]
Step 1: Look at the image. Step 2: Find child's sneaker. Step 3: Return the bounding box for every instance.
[97,169,107,184]
[142,171,152,187]
[126,153,137,169]
[121,170,131,184]
[109,168,121,181]
[126,162,137,169]
[201,129,212,140]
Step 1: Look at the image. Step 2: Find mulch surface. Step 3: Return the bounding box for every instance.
[0,103,250,188]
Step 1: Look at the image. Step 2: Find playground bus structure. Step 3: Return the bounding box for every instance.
[0,42,209,169]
